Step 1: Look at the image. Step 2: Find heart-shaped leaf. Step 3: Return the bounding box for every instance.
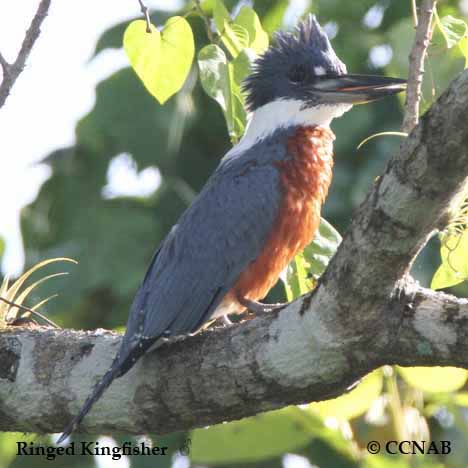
[123,17,195,104]
[123,20,161,89]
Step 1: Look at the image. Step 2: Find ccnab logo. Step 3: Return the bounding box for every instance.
[385,440,451,455]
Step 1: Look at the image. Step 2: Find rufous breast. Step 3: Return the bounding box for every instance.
[226,125,335,309]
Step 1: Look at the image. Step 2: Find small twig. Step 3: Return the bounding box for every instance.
[0,296,61,329]
[194,0,216,43]
[137,0,152,33]
[411,0,419,28]
[0,0,51,110]
[0,53,9,73]
[402,0,437,133]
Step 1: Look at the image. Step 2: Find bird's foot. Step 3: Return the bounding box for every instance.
[239,297,287,316]
[203,315,233,330]
[220,315,233,326]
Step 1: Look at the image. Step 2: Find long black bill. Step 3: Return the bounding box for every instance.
[313,74,407,104]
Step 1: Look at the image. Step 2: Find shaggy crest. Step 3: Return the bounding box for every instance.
[243,14,347,111]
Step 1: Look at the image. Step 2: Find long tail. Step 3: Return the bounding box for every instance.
[56,363,121,444]
[57,337,157,444]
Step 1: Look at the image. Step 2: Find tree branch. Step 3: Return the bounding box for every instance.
[0,280,467,435]
[1,65,468,437]
[402,0,436,133]
[137,0,152,33]
[390,281,468,368]
[0,0,51,109]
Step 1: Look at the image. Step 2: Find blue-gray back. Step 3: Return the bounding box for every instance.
[119,128,294,359]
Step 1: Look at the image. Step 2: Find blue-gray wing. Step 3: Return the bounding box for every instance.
[120,149,283,355]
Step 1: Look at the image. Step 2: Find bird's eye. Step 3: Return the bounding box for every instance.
[288,65,307,84]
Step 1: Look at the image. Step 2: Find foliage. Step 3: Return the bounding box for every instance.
[398,366,468,393]
[431,231,468,290]
[431,183,468,290]
[0,257,76,327]
[282,218,342,300]
[123,17,195,104]
[191,408,336,464]
[435,12,468,68]
[3,0,468,467]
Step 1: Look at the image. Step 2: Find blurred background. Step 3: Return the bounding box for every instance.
[1,0,468,467]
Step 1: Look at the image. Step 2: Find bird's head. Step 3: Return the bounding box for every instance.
[243,15,406,128]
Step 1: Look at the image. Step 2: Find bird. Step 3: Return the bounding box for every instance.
[57,14,406,443]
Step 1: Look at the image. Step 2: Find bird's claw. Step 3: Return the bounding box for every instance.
[239,297,287,316]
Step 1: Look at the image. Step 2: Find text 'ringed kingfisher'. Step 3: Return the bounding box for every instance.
[58,14,406,442]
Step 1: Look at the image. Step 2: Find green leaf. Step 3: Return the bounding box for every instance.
[234,6,269,54]
[261,0,289,33]
[363,454,410,468]
[398,366,468,393]
[309,370,383,420]
[190,407,319,464]
[281,218,342,301]
[93,12,171,56]
[197,7,262,142]
[283,253,313,301]
[453,392,468,406]
[221,21,250,58]
[231,48,255,85]
[387,17,465,114]
[0,433,36,468]
[305,217,342,278]
[212,0,230,34]
[123,20,161,94]
[226,62,247,141]
[438,15,468,48]
[123,17,195,104]
[197,45,247,142]
[459,35,468,69]
[198,44,229,111]
[215,4,268,58]
[431,231,468,289]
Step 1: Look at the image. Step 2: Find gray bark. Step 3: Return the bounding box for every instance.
[1,70,468,436]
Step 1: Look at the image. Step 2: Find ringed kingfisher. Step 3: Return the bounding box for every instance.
[58,14,406,442]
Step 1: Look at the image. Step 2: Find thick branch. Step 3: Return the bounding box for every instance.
[0,281,467,435]
[319,69,468,335]
[0,0,51,109]
[1,69,468,436]
[391,281,468,367]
